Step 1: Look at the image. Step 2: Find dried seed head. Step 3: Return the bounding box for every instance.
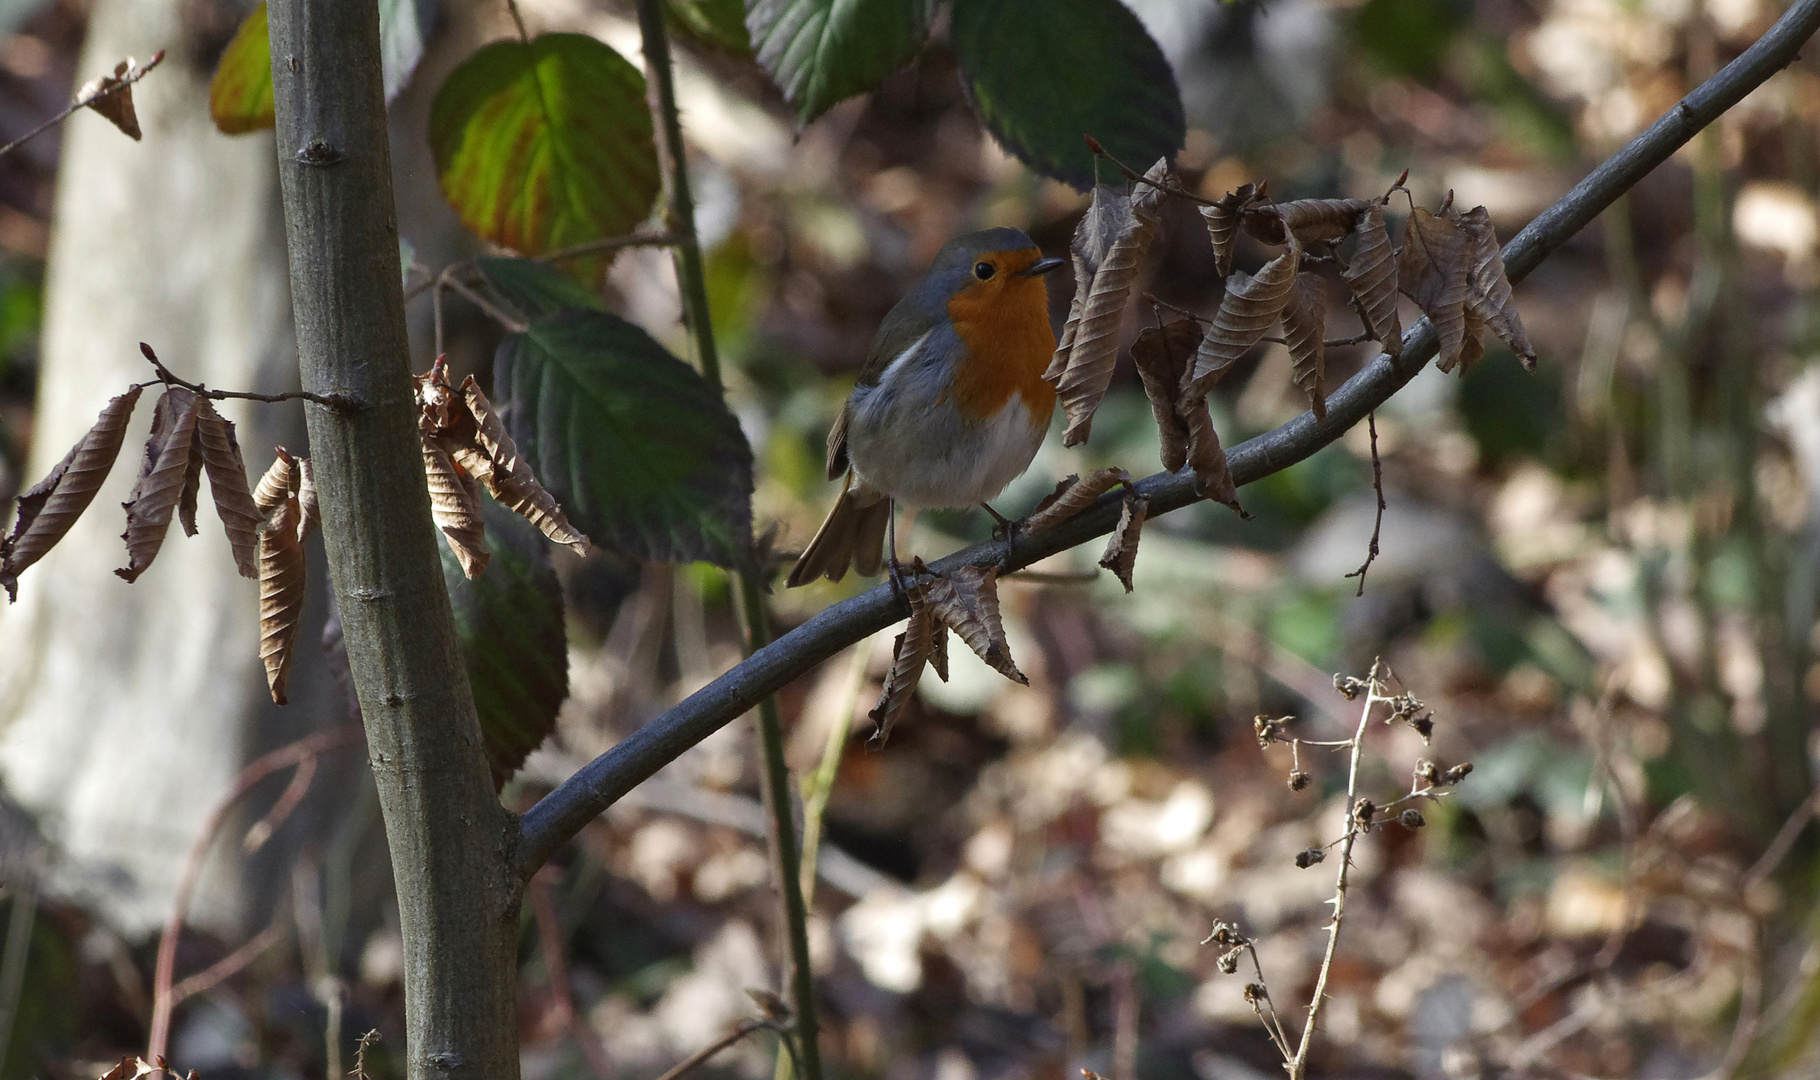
[1334,674,1367,700]
[1416,758,1441,786]
[1243,983,1269,1004]
[1353,798,1377,830]
[1254,714,1290,747]
[1201,920,1247,948]
[1443,762,1474,786]
[1399,808,1426,829]
[1288,769,1311,791]
[1295,847,1326,869]
[1412,714,1435,742]
[1219,947,1242,974]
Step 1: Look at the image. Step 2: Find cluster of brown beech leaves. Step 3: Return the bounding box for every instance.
[0,347,587,706]
[867,157,1534,746]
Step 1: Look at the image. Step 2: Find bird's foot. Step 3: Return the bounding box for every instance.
[981,502,1020,569]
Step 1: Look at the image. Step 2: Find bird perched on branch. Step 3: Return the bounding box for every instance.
[787,227,1065,588]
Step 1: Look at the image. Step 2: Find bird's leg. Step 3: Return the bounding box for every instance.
[982,501,1020,567]
[886,498,909,601]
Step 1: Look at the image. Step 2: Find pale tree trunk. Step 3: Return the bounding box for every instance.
[0,0,302,936]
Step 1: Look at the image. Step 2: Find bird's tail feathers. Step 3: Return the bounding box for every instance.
[786,475,890,587]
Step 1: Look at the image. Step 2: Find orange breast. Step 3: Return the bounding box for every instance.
[945,271,1057,429]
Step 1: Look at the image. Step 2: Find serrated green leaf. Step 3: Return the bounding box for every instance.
[210,0,434,135]
[429,33,660,276]
[441,496,567,791]
[494,310,754,567]
[950,0,1185,190]
[209,1,274,134]
[479,255,605,322]
[668,0,752,55]
[747,0,935,126]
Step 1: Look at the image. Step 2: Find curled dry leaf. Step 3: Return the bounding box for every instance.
[1281,271,1327,419]
[253,448,297,514]
[1201,183,1259,278]
[193,399,262,577]
[1245,197,1368,248]
[0,385,142,600]
[1047,158,1170,447]
[1129,319,1243,512]
[922,564,1027,685]
[1183,241,1300,400]
[1397,205,1471,372]
[1458,206,1535,369]
[424,436,490,578]
[929,621,949,683]
[1024,467,1130,533]
[296,457,319,542]
[117,387,203,582]
[1098,494,1149,592]
[177,427,204,538]
[455,379,589,554]
[77,58,143,140]
[257,494,306,705]
[1130,319,1202,473]
[868,588,936,748]
[1341,203,1402,357]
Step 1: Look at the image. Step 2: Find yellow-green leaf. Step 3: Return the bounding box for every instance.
[209,1,274,134]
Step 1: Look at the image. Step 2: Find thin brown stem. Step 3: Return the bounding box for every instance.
[167,918,289,1008]
[1344,412,1385,596]
[138,342,360,413]
[529,868,615,1080]
[0,50,165,159]
[440,267,527,333]
[652,1021,767,1080]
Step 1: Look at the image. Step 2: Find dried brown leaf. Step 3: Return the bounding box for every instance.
[1184,398,1243,513]
[868,590,936,747]
[1397,205,1471,372]
[1282,271,1327,419]
[252,449,298,515]
[1183,243,1300,399]
[177,427,204,538]
[78,59,142,140]
[1098,494,1149,592]
[1200,183,1258,277]
[922,564,1027,685]
[1245,198,1368,248]
[1024,467,1130,533]
[193,399,262,577]
[0,385,142,600]
[1129,319,1202,473]
[424,436,490,578]
[257,494,305,705]
[1460,305,1487,373]
[1044,251,1093,383]
[296,457,319,542]
[1459,205,1535,369]
[929,621,949,683]
[1048,159,1170,447]
[1341,203,1402,357]
[453,378,589,555]
[117,387,203,582]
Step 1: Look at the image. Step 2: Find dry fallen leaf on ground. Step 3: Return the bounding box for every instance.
[118,387,203,582]
[1,385,142,600]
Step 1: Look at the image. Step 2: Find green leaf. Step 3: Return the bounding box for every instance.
[668,0,752,55]
[494,310,754,567]
[747,0,935,126]
[950,0,1184,190]
[429,33,660,274]
[441,496,568,791]
[209,0,435,135]
[479,255,606,322]
[209,1,274,134]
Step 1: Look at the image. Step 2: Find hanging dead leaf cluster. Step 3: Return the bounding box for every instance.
[251,449,318,704]
[868,561,1027,747]
[414,354,589,578]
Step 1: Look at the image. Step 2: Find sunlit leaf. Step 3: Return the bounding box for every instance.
[440,497,567,790]
[494,309,754,566]
[211,0,434,134]
[950,0,1183,190]
[667,0,752,56]
[429,33,659,275]
[747,0,935,126]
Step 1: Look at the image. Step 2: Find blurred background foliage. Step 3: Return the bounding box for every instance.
[6,0,1820,1076]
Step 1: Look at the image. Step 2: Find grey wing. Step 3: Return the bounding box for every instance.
[825,406,850,480]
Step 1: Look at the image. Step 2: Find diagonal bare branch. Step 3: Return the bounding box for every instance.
[516,0,1820,879]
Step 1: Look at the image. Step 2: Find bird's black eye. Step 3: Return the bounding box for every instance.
[974,261,995,280]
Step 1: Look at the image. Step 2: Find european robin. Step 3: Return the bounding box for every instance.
[787,227,1065,587]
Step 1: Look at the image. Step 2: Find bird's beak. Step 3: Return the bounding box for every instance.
[1017,257,1066,278]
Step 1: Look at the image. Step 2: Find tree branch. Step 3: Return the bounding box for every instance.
[518,0,1820,873]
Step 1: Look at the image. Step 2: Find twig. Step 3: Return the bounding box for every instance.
[1744,787,1820,890]
[653,1021,767,1080]
[516,0,1820,877]
[505,0,531,43]
[0,50,165,159]
[529,868,615,1080]
[0,852,38,1075]
[1085,135,1219,206]
[399,230,680,307]
[1003,569,1102,584]
[630,5,822,1080]
[1344,412,1386,596]
[146,726,365,1065]
[799,639,872,904]
[139,342,361,413]
[439,266,527,333]
[166,915,288,1006]
[1288,660,1386,1079]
